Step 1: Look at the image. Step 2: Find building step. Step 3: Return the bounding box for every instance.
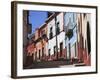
[74,63,86,66]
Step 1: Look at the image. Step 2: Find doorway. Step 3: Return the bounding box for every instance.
[60,42,63,57]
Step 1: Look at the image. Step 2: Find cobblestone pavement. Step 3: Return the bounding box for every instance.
[23,59,85,69]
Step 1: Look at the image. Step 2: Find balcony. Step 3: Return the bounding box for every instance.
[65,29,73,40]
[49,32,53,39]
[42,33,47,39]
[42,33,48,41]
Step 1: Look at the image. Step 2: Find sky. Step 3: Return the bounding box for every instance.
[29,11,48,34]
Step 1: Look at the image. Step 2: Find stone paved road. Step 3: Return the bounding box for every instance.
[24,59,83,69]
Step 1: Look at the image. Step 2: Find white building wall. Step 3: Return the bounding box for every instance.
[56,13,64,31]
[56,13,65,51]
[48,37,56,55]
[57,32,65,51]
[47,18,56,38]
[71,44,75,58]
[47,16,56,55]
[47,12,66,55]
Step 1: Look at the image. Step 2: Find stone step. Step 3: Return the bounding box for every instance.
[74,63,86,66]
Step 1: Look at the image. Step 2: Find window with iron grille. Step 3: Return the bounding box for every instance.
[48,49,51,57]
[49,27,53,39]
[56,22,60,35]
[54,46,56,56]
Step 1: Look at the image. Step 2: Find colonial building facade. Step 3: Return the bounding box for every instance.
[25,12,91,66]
[46,12,66,60]
[27,23,48,62]
[76,13,91,65]
[64,12,78,60]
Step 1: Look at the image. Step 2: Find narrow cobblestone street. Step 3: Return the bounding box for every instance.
[24,59,85,69]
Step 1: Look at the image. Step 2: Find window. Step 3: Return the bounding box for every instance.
[48,49,51,57]
[42,47,44,57]
[81,36,84,49]
[35,52,37,60]
[68,43,71,58]
[60,42,63,57]
[32,54,34,61]
[57,22,60,27]
[54,46,56,56]
[49,27,53,39]
[56,22,60,35]
[50,27,52,32]
[41,30,45,35]
[78,20,80,32]
[74,43,77,57]
[83,13,86,18]
[39,50,41,59]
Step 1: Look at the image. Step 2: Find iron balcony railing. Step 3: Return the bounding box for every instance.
[65,23,77,40]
